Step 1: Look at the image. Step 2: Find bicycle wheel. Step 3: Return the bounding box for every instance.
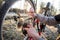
[0,0,18,40]
[0,0,35,40]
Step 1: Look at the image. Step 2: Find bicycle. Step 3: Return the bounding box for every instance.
[0,0,57,40]
[0,0,36,40]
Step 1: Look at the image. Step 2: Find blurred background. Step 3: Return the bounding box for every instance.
[0,0,60,40]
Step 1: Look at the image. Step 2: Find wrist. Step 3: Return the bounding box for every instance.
[32,34,40,40]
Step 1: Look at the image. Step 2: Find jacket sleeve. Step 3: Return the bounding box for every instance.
[36,14,60,26]
[54,14,60,22]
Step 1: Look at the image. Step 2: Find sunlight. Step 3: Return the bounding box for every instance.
[11,0,25,10]
[37,0,60,10]
[11,0,60,12]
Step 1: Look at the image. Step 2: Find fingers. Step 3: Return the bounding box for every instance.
[27,24,33,28]
[23,24,33,31]
[28,13,34,17]
[23,28,29,31]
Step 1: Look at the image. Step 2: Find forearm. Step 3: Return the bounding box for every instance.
[36,14,58,26]
[33,34,44,40]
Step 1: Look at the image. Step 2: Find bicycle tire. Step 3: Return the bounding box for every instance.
[0,0,35,40]
[0,0,18,40]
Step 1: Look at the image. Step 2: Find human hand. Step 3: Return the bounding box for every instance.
[23,24,40,40]
[28,11,36,18]
[27,7,36,18]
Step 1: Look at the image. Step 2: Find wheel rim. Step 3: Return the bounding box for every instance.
[0,0,35,40]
